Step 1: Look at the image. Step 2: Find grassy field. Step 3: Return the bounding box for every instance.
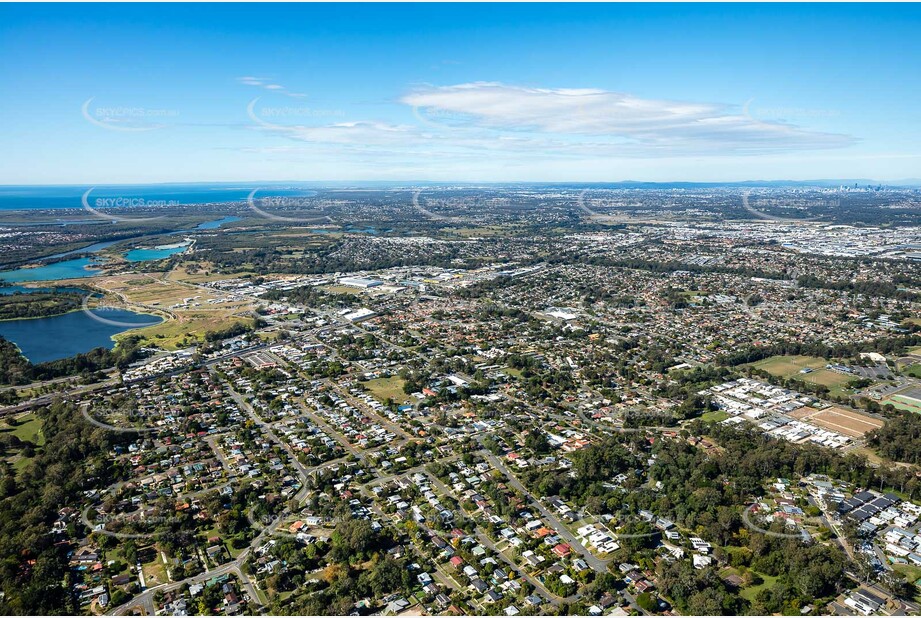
[115,311,252,350]
[739,572,779,602]
[1,414,44,478]
[700,410,730,423]
[903,364,921,379]
[169,263,256,284]
[361,376,410,405]
[894,563,921,588]
[750,355,861,393]
[884,394,921,414]
[90,273,255,350]
[1,413,44,446]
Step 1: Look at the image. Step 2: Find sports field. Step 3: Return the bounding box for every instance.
[884,391,921,414]
[749,355,857,390]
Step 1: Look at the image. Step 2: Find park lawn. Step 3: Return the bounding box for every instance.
[700,410,730,423]
[1,413,45,446]
[893,564,921,603]
[739,572,778,602]
[893,563,921,585]
[361,376,411,405]
[903,364,921,379]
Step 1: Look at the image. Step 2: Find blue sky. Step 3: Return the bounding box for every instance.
[1,3,920,184]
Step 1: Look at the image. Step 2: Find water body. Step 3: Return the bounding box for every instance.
[44,240,119,260]
[0,184,317,210]
[194,216,241,230]
[0,309,162,363]
[123,240,191,262]
[0,257,103,283]
[0,285,87,296]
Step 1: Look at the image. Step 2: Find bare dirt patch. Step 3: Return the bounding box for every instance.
[789,406,883,438]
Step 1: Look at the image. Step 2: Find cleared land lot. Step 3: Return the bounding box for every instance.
[361,376,411,405]
[789,406,884,438]
[91,274,254,349]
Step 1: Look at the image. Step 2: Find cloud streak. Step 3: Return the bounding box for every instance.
[243,81,855,166]
[236,76,306,98]
[402,82,855,155]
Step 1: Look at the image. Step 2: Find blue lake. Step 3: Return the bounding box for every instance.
[0,184,318,210]
[0,257,103,283]
[0,309,162,363]
[195,216,241,230]
[0,285,87,296]
[44,240,119,260]
[123,240,191,262]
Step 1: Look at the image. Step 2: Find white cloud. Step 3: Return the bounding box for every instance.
[241,80,857,175]
[401,82,854,155]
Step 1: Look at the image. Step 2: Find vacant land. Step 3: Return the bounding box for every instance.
[701,410,730,423]
[91,274,254,350]
[321,285,363,295]
[169,262,257,284]
[361,376,410,405]
[789,406,884,438]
